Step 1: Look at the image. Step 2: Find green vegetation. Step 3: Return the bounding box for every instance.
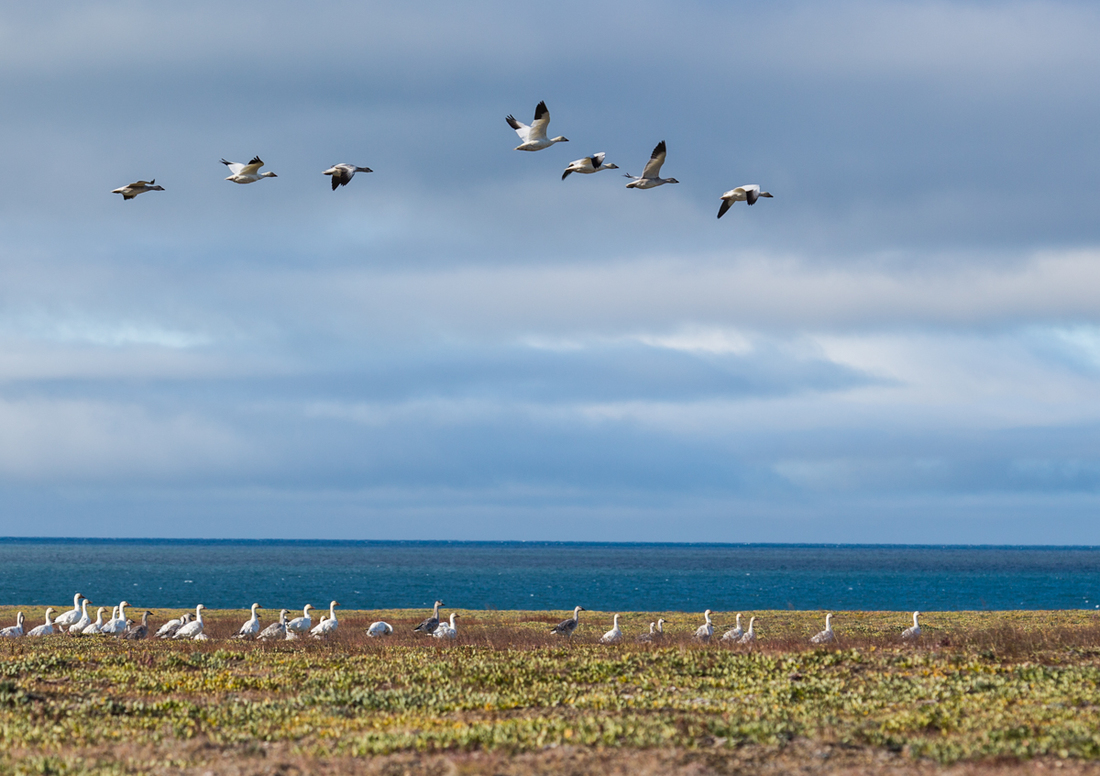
[0,607,1098,775]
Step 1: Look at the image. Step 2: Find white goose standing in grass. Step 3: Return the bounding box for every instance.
[505,100,569,151]
[0,612,25,638]
[258,609,289,641]
[717,185,773,218]
[27,608,56,637]
[414,601,444,635]
[234,603,263,639]
[738,617,757,644]
[54,593,84,628]
[367,620,393,638]
[562,152,618,180]
[173,605,205,640]
[323,163,372,190]
[600,614,624,644]
[112,180,165,200]
[221,156,278,184]
[902,611,922,640]
[83,607,108,635]
[550,606,585,637]
[433,613,459,640]
[154,612,191,639]
[68,599,93,635]
[286,604,313,636]
[694,609,714,642]
[102,602,130,636]
[810,613,835,644]
[311,601,339,638]
[721,614,744,642]
[624,141,679,189]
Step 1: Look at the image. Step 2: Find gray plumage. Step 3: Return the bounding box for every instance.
[414,600,444,634]
[550,606,585,636]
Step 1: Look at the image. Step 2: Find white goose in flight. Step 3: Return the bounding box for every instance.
[562,152,618,180]
[323,163,372,190]
[112,180,165,200]
[221,156,278,184]
[624,141,679,189]
[717,185,773,218]
[505,101,569,151]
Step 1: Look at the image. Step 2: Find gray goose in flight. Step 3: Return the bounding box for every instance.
[323,163,373,190]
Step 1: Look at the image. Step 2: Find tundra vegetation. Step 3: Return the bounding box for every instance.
[1,608,1099,775]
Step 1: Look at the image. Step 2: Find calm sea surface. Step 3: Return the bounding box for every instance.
[1,540,1098,612]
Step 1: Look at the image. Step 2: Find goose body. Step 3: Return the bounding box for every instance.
[694,609,714,642]
[432,612,459,639]
[154,612,191,639]
[222,156,277,184]
[717,185,772,218]
[367,620,393,637]
[123,611,153,640]
[235,604,263,639]
[83,607,108,635]
[258,609,289,641]
[68,600,93,635]
[112,180,164,200]
[600,614,623,644]
[286,604,313,635]
[721,614,744,642]
[54,593,84,628]
[26,608,56,637]
[0,612,25,638]
[311,601,339,638]
[173,605,205,640]
[414,600,444,635]
[102,602,130,636]
[624,141,679,189]
[562,152,618,180]
[550,605,585,637]
[323,163,372,190]
[637,618,665,643]
[810,613,835,644]
[738,617,757,644]
[902,611,922,640]
[505,101,569,151]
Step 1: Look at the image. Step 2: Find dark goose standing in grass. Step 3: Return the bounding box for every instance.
[414,600,445,635]
[562,152,618,180]
[258,609,289,641]
[323,163,372,190]
[505,100,569,151]
[717,184,772,218]
[221,156,278,184]
[123,611,153,640]
[112,180,164,200]
[154,612,191,639]
[624,141,679,189]
[551,606,585,637]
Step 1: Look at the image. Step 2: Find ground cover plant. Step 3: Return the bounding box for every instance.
[1,608,1099,775]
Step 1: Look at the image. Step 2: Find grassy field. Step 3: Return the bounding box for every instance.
[1,607,1100,775]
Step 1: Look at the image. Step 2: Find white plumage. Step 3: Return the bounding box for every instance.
[173,605,205,640]
[562,152,618,180]
[311,601,339,638]
[101,602,130,636]
[694,609,714,642]
[505,101,569,151]
[235,603,262,639]
[721,614,744,642]
[717,184,773,218]
[287,604,313,635]
[600,614,623,644]
[432,612,459,639]
[738,617,757,644]
[154,612,191,639]
[112,180,165,200]
[54,593,85,628]
[26,608,56,637]
[0,612,25,638]
[221,156,278,184]
[810,613,835,644]
[902,611,922,640]
[68,600,93,635]
[367,620,393,637]
[624,141,679,189]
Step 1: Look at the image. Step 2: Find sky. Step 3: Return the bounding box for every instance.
[2,1,1100,542]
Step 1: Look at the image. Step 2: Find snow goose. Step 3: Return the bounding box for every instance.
[433,613,459,640]
[600,614,623,644]
[286,604,313,635]
[221,156,278,184]
[367,620,393,638]
[810,613,835,644]
[550,606,585,637]
[694,609,714,642]
[173,605,205,640]
[721,614,744,642]
[717,185,772,218]
[27,608,56,637]
[112,180,165,200]
[68,599,93,635]
[123,611,153,640]
[82,607,108,635]
[738,617,757,644]
[234,603,263,639]
[54,593,84,628]
[624,141,679,189]
[323,163,372,190]
[154,612,191,639]
[636,620,662,643]
[414,600,444,635]
[902,611,922,641]
[0,612,25,638]
[311,601,339,638]
[102,602,131,636]
[258,609,289,641]
[562,152,618,180]
[505,101,569,151]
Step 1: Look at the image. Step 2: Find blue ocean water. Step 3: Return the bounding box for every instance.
[0,540,1098,612]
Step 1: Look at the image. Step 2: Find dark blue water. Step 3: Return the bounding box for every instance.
[1,540,1098,612]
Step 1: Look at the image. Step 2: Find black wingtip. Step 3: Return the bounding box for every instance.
[331,177,340,191]
[562,169,571,180]
[220,158,231,166]
[249,156,263,165]
[651,140,666,158]
[534,100,548,120]
[505,115,520,129]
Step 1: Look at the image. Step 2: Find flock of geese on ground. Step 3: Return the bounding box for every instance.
[0,594,923,645]
[110,101,773,219]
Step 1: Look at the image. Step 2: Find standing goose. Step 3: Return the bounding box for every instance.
[902,611,922,640]
[26,608,57,637]
[636,620,663,643]
[258,609,289,641]
[810,613,835,644]
[367,620,393,638]
[721,614,744,642]
[600,614,624,644]
[83,607,109,635]
[154,612,191,639]
[432,613,459,640]
[624,141,679,189]
[323,163,372,190]
[233,604,263,639]
[0,612,25,638]
[738,617,757,644]
[286,604,314,636]
[694,609,714,642]
[414,601,445,635]
[311,601,339,638]
[505,101,569,151]
[102,602,131,636]
[112,180,165,200]
[54,593,85,628]
[123,611,153,640]
[717,185,773,218]
[550,606,585,637]
[221,156,278,184]
[68,599,93,635]
[173,605,205,640]
[562,152,618,180]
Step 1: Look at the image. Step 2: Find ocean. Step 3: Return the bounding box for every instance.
[1,539,1098,612]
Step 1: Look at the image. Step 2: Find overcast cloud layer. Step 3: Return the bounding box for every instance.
[2,1,1100,542]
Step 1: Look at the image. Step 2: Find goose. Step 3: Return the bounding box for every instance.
[68,599,93,635]
[0,612,25,638]
[624,141,679,189]
[810,613,835,644]
[562,152,618,180]
[550,606,585,637]
[54,593,85,628]
[505,101,568,151]
[123,611,153,640]
[258,609,289,641]
[366,620,393,638]
[717,185,773,218]
[636,621,658,643]
[286,604,314,635]
[311,601,339,638]
[83,607,108,635]
[102,602,131,636]
[600,614,623,644]
[26,608,56,637]
[323,163,372,190]
[154,612,191,639]
[721,614,744,642]
[432,613,459,640]
[234,603,263,639]
[738,617,757,644]
[414,601,444,635]
[173,605,205,640]
[112,180,165,200]
[221,156,278,184]
[902,611,922,640]
[694,609,714,642]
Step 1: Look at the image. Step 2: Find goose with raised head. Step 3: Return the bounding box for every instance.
[112,180,165,200]
[433,613,459,640]
[902,611,922,640]
[234,604,263,639]
[550,606,585,637]
[287,604,314,635]
[810,613,835,644]
[323,163,372,190]
[102,602,131,636]
[717,185,773,218]
[123,611,153,640]
[173,605,205,640]
[600,614,623,644]
[624,141,679,189]
[26,608,56,637]
[83,607,109,635]
[54,593,85,628]
[414,601,445,635]
[721,614,744,642]
[694,609,714,642]
[68,599,93,635]
[311,601,339,638]
[505,101,569,151]
[738,617,757,644]
[154,612,191,639]
[0,612,25,638]
[221,156,278,184]
[562,152,618,180]
[367,620,393,638]
[636,619,662,643]
[258,609,289,641]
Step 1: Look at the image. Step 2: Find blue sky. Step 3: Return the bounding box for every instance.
[2,1,1100,541]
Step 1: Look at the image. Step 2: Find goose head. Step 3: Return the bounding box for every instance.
[657,618,665,632]
[279,609,289,623]
[148,183,165,192]
[302,604,313,616]
[251,603,262,614]
[664,178,680,184]
[354,166,373,173]
[260,171,278,178]
[43,608,55,622]
[760,191,773,198]
[551,136,569,143]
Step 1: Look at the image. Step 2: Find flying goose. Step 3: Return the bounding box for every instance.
[221,156,278,184]
[721,614,744,642]
[173,604,205,640]
[0,612,25,638]
[287,604,314,635]
[123,611,153,640]
[717,185,773,218]
[810,613,835,644]
[310,601,339,638]
[414,600,445,635]
[694,609,714,642]
[112,180,165,200]
[154,612,191,639]
[323,163,372,190]
[600,614,623,644]
[26,608,56,637]
[432,613,459,639]
[54,593,85,628]
[234,603,263,639]
[258,609,289,641]
[505,101,569,151]
[367,620,393,637]
[550,606,585,637]
[624,141,679,189]
[68,599,93,635]
[562,152,618,180]
[902,611,922,640]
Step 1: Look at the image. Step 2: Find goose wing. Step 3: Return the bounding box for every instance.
[641,141,667,179]
[590,152,606,169]
[239,156,265,176]
[220,159,246,175]
[505,114,531,142]
[526,100,551,141]
[717,199,733,219]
